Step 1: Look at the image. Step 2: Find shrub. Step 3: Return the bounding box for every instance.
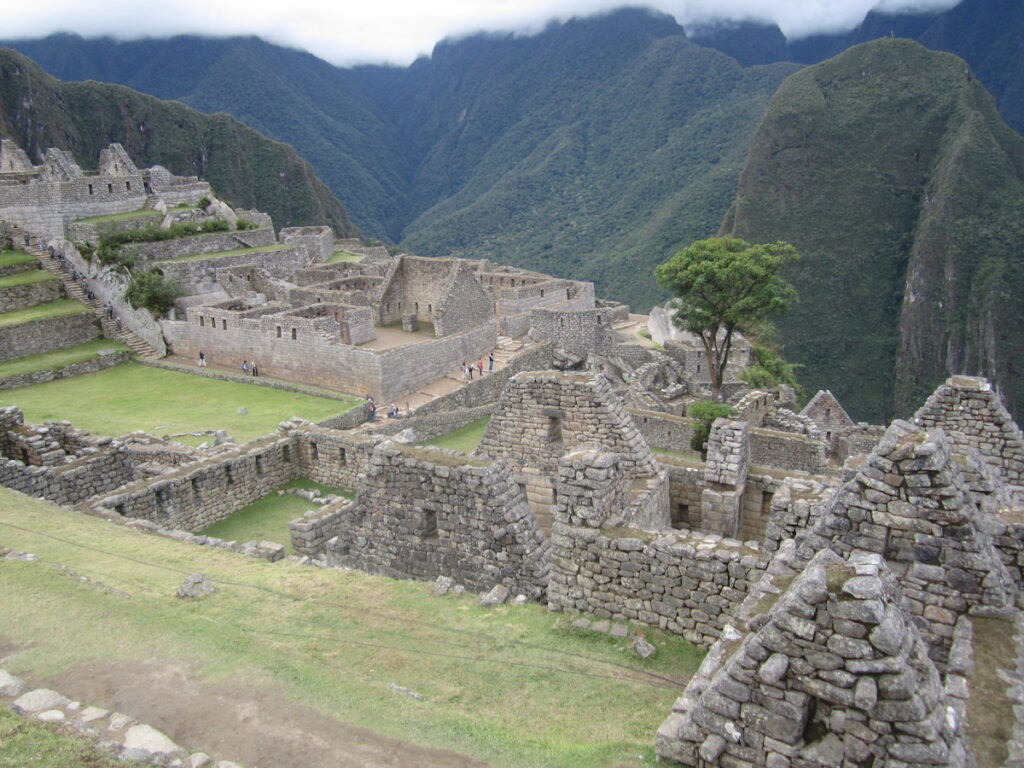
[196,196,211,210]
[740,345,802,398]
[125,271,182,317]
[687,401,735,454]
[236,218,257,231]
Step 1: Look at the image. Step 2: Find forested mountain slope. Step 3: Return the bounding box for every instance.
[721,39,1024,422]
[0,47,357,235]
[3,11,799,308]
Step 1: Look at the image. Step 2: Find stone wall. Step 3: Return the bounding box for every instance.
[656,549,968,768]
[289,497,353,557]
[163,311,495,402]
[0,349,128,390]
[90,435,302,532]
[433,263,495,338]
[913,375,1024,502]
[748,426,827,474]
[478,370,660,478]
[795,419,1016,666]
[0,275,61,312]
[528,307,620,357]
[120,228,277,264]
[0,310,99,362]
[289,426,379,491]
[279,226,333,263]
[324,441,550,598]
[155,244,309,289]
[631,409,697,453]
[547,450,765,646]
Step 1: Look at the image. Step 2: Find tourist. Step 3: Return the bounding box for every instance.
[477,359,484,376]
[251,361,258,377]
[241,361,249,375]
[488,352,495,372]
[198,351,207,367]
[462,363,470,381]
[367,399,377,422]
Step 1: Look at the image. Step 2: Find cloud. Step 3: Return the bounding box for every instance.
[2,0,964,66]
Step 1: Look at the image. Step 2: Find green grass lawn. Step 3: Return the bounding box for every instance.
[0,490,703,768]
[0,339,127,379]
[167,244,288,263]
[199,478,355,553]
[0,250,35,268]
[0,361,356,443]
[0,300,91,328]
[0,270,57,288]
[326,250,363,264]
[73,208,163,224]
[423,417,490,453]
[0,708,141,768]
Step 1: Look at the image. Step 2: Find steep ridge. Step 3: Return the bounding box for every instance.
[690,0,1024,134]
[721,39,1024,423]
[0,48,357,235]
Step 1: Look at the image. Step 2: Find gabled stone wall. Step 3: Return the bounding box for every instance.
[913,375,1024,502]
[324,441,549,598]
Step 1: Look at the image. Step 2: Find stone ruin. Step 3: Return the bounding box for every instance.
[3,139,1024,766]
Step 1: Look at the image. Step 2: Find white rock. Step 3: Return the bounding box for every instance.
[37,709,66,722]
[0,669,27,697]
[124,723,184,756]
[79,706,110,723]
[189,753,214,768]
[13,688,70,713]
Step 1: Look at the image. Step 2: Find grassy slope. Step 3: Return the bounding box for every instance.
[0,362,356,443]
[0,489,703,767]
[0,251,35,267]
[0,48,357,236]
[0,708,139,768]
[422,417,490,453]
[0,299,91,327]
[0,339,126,378]
[0,270,56,288]
[722,39,1024,422]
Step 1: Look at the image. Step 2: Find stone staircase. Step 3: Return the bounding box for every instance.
[12,225,163,360]
[493,334,524,365]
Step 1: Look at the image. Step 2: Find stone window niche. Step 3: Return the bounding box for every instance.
[338,447,347,464]
[255,455,265,475]
[107,183,113,194]
[673,503,691,528]
[547,416,563,447]
[291,328,297,340]
[282,445,291,463]
[420,508,439,540]
[309,442,319,461]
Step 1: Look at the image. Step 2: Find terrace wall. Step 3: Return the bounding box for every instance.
[0,311,99,362]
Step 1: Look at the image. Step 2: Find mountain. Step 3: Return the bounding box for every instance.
[721,39,1024,422]
[0,47,356,235]
[2,12,800,309]
[689,0,1024,134]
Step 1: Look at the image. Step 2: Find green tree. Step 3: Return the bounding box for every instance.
[687,401,735,457]
[125,271,182,317]
[655,237,799,402]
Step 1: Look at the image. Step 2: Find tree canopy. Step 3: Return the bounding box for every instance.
[654,237,798,401]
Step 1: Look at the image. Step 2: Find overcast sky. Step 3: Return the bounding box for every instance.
[5,0,963,66]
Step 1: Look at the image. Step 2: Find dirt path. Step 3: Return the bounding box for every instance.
[47,658,490,768]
